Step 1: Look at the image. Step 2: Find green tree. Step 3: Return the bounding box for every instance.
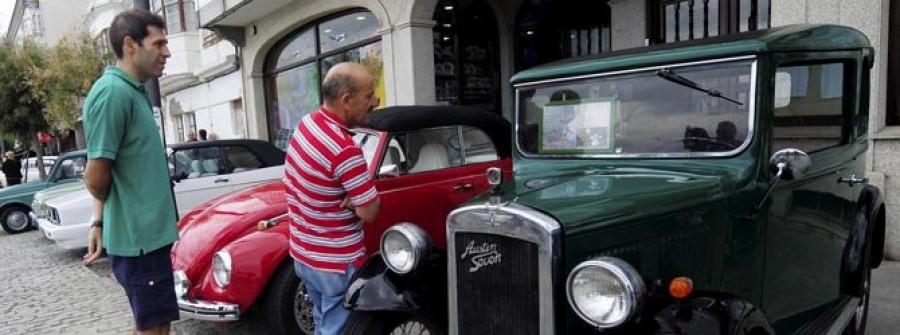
[0,39,51,180]
[31,31,109,130]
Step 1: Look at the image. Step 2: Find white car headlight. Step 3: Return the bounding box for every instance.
[173,270,189,298]
[566,257,644,328]
[380,223,430,274]
[212,250,232,288]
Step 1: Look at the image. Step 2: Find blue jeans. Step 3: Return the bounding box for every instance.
[294,261,356,335]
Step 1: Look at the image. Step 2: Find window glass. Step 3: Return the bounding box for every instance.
[352,132,379,165]
[224,146,262,172]
[320,42,385,107]
[52,156,86,181]
[173,148,225,178]
[461,126,498,164]
[165,3,181,33]
[391,128,462,174]
[275,29,316,70]
[319,12,379,54]
[272,63,320,149]
[517,59,754,156]
[183,1,198,32]
[378,137,408,174]
[773,63,847,153]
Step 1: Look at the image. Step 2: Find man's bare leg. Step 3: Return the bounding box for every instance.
[137,323,171,335]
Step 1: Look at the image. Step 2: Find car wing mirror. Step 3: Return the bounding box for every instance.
[378,164,400,178]
[754,148,810,212]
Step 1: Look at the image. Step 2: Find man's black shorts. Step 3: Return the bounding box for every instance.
[109,244,180,330]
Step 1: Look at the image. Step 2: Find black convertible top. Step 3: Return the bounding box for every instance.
[368,105,511,157]
[169,139,285,166]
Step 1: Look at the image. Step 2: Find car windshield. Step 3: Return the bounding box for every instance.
[353,131,379,164]
[517,58,755,157]
[49,156,86,181]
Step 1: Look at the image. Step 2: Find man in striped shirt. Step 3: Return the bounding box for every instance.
[284,62,381,335]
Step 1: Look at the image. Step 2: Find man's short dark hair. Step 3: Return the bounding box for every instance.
[322,70,358,103]
[198,129,207,140]
[108,10,166,59]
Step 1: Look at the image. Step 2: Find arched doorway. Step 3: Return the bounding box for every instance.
[263,10,385,149]
[432,0,501,113]
[515,0,612,71]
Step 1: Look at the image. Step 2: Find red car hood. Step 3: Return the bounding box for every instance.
[172,181,288,281]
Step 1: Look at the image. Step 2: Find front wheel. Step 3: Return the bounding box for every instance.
[264,262,315,335]
[343,311,444,335]
[1,205,32,234]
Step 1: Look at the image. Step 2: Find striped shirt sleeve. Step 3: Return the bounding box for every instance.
[333,145,379,207]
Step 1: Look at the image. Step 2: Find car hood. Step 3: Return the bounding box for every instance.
[494,162,752,235]
[172,181,288,280]
[34,182,85,204]
[0,180,48,200]
[44,187,91,209]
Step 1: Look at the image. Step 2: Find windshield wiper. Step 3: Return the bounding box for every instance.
[655,68,743,105]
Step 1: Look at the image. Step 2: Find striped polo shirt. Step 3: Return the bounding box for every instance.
[284,107,379,273]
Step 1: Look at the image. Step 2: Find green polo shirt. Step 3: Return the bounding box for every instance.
[83,66,177,256]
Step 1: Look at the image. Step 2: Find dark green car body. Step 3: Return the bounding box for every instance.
[445,25,885,334]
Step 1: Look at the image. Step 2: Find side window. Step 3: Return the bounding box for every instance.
[54,157,86,180]
[224,146,263,173]
[461,126,498,164]
[174,148,224,178]
[773,62,848,153]
[379,137,408,175]
[404,127,463,174]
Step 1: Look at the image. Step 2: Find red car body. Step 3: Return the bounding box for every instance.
[171,106,511,333]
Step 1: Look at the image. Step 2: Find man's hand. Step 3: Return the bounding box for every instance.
[340,196,356,210]
[83,227,103,265]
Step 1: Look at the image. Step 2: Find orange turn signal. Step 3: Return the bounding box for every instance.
[669,277,693,299]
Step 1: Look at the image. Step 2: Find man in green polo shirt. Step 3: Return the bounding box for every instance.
[82,10,178,335]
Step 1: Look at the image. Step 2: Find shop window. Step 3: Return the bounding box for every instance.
[151,0,198,34]
[433,0,501,112]
[654,0,769,44]
[515,0,611,71]
[264,10,385,150]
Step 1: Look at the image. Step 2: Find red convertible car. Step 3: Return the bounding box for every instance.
[171,106,511,334]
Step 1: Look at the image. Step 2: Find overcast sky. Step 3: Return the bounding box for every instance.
[0,0,14,34]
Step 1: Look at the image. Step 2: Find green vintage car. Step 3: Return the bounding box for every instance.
[353,25,886,335]
[0,150,86,234]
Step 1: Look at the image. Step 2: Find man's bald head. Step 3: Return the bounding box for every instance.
[322,62,372,104]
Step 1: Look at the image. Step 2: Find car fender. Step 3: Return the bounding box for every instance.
[859,184,885,269]
[194,223,291,312]
[652,295,774,335]
[345,251,447,325]
[840,185,884,296]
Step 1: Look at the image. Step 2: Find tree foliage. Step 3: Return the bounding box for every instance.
[30,31,110,128]
[0,40,49,142]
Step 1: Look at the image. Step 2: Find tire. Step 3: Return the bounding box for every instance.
[343,311,444,335]
[845,211,872,335]
[1,205,32,234]
[264,262,315,335]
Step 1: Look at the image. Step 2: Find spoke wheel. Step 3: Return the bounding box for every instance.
[390,319,432,335]
[293,280,316,334]
[344,312,444,335]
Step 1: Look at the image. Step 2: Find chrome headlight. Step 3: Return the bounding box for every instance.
[566,257,645,328]
[212,250,232,288]
[380,223,430,274]
[173,270,189,298]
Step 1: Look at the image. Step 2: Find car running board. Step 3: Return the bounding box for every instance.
[791,296,860,335]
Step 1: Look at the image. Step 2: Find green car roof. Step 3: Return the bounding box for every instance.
[511,24,871,85]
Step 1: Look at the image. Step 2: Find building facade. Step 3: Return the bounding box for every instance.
[197,0,896,258]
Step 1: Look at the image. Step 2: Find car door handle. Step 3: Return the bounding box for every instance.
[837,174,868,187]
[214,178,229,184]
[453,183,473,191]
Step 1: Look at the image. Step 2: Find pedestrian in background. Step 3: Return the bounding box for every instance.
[1,151,22,186]
[208,132,218,141]
[81,9,178,335]
[284,62,382,335]
[198,129,208,141]
[186,131,197,141]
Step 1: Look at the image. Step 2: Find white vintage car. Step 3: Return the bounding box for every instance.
[35,139,285,249]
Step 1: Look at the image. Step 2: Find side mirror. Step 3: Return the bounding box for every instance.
[768,148,810,180]
[378,164,400,178]
[755,148,810,212]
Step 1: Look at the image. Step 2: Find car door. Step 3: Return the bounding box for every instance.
[170,146,233,215]
[367,126,476,252]
[221,145,283,193]
[762,53,865,332]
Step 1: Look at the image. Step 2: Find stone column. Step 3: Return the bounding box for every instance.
[386,19,437,105]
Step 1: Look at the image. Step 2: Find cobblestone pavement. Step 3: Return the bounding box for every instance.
[0,229,269,334]
[2,228,899,334]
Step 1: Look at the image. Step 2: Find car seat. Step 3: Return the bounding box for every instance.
[409,143,449,173]
[201,159,220,177]
[188,160,204,178]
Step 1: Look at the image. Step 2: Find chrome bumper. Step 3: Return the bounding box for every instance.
[177,297,240,321]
